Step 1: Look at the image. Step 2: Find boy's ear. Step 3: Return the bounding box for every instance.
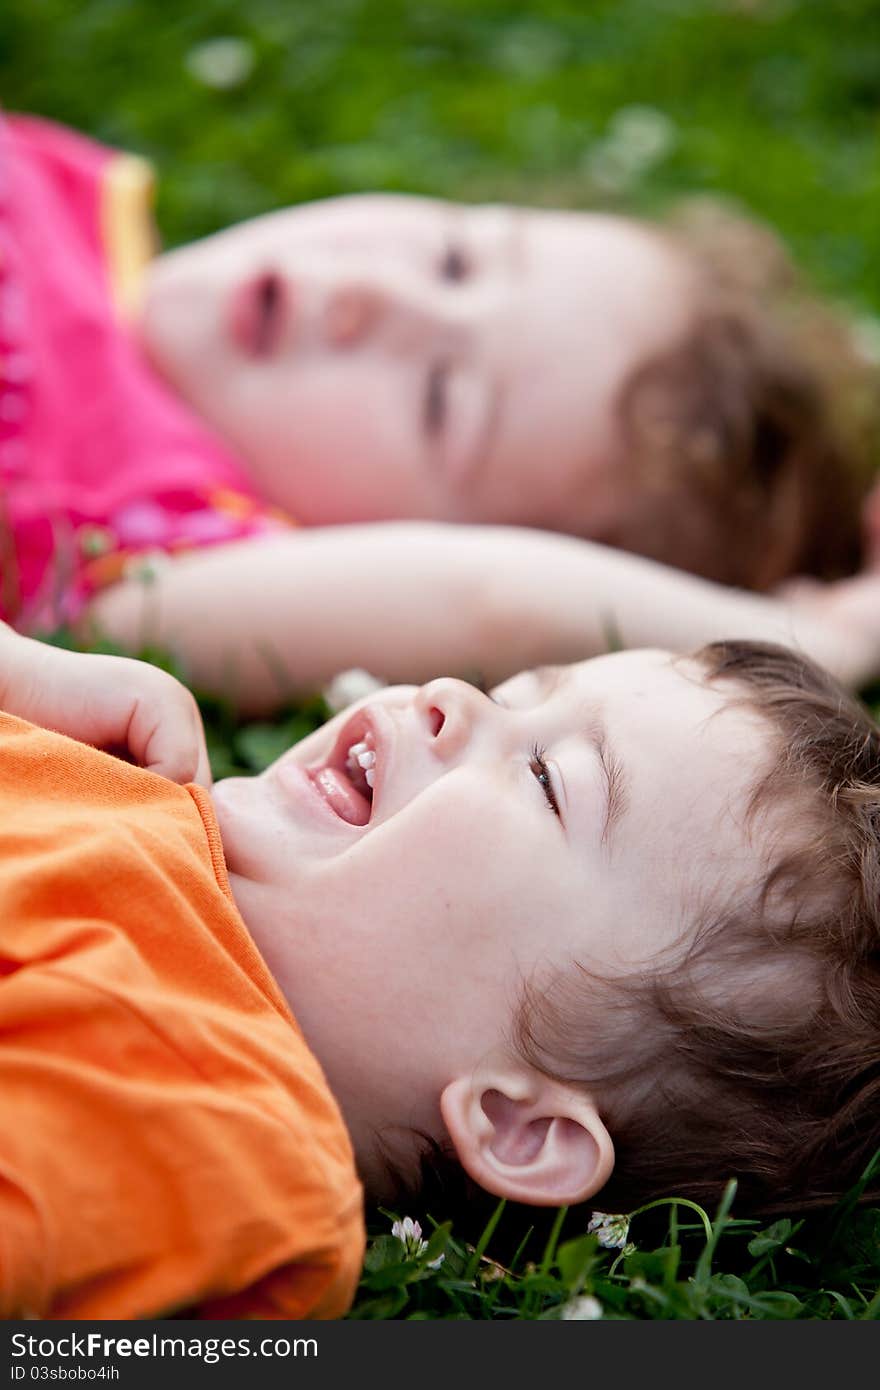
[439,1062,614,1207]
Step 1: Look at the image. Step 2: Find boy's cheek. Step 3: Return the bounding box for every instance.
[212,779,297,880]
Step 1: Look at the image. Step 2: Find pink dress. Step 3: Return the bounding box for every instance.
[0,113,292,631]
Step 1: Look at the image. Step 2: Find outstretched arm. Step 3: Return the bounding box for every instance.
[81,523,877,715]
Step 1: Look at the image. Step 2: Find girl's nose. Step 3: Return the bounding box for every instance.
[323,284,383,348]
[415,677,492,762]
[322,277,466,353]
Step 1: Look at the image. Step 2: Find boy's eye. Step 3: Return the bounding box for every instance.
[529,742,561,818]
[438,242,470,282]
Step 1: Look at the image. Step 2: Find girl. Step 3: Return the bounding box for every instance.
[1,111,876,712]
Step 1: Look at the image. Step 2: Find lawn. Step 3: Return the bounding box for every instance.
[2,0,879,1319]
[2,0,878,312]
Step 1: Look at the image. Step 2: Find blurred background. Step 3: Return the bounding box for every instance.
[2,0,878,773]
[1,0,878,323]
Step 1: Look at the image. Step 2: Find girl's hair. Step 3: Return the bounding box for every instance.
[604,200,880,590]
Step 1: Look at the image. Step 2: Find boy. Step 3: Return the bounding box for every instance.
[1,624,878,1318]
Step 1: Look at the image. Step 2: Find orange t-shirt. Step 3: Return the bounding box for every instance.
[0,712,365,1320]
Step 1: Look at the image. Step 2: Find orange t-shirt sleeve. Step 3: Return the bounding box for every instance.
[0,714,364,1319]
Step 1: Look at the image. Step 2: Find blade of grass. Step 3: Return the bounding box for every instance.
[694,1180,739,1288]
[631,1196,714,1246]
[860,1284,880,1319]
[463,1199,507,1283]
[539,1205,569,1276]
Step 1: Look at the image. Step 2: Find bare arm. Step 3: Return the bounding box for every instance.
[81,523,876,715]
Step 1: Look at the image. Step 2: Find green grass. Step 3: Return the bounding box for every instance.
[351,1173,880,1319]
[6,0,880,1319]
[2,0,878,313]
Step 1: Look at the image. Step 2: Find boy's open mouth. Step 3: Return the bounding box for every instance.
[308,714,381,827]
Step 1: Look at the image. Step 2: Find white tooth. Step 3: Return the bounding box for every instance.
[364,768,375,789]
[357,749,376,770]
[348,740,368,758]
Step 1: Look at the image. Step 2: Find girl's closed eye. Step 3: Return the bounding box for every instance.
[529,742,561,818]
[437,241,471,283]
[424,362,449,436]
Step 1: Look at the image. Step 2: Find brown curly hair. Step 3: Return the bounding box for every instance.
[604,200,880,589]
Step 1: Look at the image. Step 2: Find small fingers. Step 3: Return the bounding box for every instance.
[126,670,211,787]
[189,720,214,790]
[772,575,824,603]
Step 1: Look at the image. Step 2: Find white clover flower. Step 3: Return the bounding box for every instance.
[185,37,255,90]
[560,1294,603,1320]
[492,22,567,80]
[391,1216,428,1258]
[585,104,677,193]
[390,1216,444,1267]
[322,667,387,714]
[587,1211,631,1250]
[608,105,678,168]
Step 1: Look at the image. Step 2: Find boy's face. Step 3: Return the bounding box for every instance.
[211,649,773,1185]
[141,196,693,538]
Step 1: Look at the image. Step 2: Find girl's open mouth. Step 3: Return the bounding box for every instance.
[230,270,287,357]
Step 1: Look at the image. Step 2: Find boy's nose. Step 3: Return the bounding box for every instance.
[416,677,492,762]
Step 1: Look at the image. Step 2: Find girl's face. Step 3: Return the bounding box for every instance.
[140,196,694,535]
[210,649,773,1186]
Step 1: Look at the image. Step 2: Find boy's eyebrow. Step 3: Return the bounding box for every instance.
[532,666,630,847]
[591,724,629,849]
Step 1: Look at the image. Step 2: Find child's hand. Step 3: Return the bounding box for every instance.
[861,478,880,570]
[778,571,880,688]
[0,626,211,787]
